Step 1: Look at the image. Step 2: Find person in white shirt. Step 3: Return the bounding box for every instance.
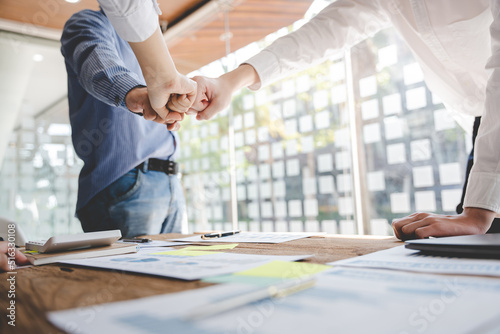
[189,0,500,240]
[95,0,199,128]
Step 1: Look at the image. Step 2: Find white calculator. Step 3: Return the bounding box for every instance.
[25,230,122,253]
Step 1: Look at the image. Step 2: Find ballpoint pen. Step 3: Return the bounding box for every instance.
[201,230,241,240]
[121,238,152,243]
[183,277,316,321]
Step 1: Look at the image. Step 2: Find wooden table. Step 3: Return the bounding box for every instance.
[0,233,401,333]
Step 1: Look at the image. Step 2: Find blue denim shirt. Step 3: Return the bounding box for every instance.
[61,9,178,213]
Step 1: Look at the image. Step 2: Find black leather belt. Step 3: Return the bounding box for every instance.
[139,158,178,175]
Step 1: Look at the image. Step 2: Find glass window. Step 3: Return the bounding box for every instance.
[0,17,471,239]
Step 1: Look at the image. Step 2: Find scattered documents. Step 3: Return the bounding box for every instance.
[48,267,500,334]
[171,232,325,244]
[60,249,312,280]
[329,245,500,277]
[48,284,262,334]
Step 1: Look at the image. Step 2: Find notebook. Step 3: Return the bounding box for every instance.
[25,243,139,265]
[405,234,500,259]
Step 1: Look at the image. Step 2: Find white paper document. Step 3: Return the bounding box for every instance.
[171,232,326,244]
[48,267,500,334]
[117,240,191,248]
[329,245,500,277]
[60,249,311,280]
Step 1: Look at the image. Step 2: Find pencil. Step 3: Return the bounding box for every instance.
[183,277,316,321]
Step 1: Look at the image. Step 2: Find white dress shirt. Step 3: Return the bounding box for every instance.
[467,0,500,214]
[96,0,161,42]
[245,0,500,214]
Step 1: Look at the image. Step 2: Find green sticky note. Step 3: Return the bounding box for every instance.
[151,250,220,256]
[203,274,284,286]
[234,261,330,278]
[182,244,239,251]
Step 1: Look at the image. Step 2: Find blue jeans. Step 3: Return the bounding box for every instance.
[77,163,185,238]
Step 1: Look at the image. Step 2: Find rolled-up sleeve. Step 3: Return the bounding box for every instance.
[464,0,500,213]
[61,10,145,109]
[243,0,390,90]
[97,0,161,42]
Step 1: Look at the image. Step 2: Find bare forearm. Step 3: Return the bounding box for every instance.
[129,27,178,86]
[129,27,196,119]
[462,207,496,230]
[220,64,260,94]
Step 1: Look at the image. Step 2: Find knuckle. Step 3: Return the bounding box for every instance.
[414,228,427,239]
[401,225,412,235]
[421,216,435,224]
[416,212,430,219]
[392,219,404,229]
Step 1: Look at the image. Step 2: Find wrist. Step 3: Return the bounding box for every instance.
[462,207,496,233]
[129,27,178,85]
[220,64,259,94]
[146,72,180,93]
[124,86,149,115]
[125,85,146,108]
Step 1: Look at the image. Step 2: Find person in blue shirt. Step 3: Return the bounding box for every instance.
[60,9,186,238]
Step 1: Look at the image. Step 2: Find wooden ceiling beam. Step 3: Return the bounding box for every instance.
[0,0,315,74]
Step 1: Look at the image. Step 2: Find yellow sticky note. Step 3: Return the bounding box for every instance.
[234,261,330,278]
[151,250,220,256]
[181,244,239,251]
[23,250,38,254]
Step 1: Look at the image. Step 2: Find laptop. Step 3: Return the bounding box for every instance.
[405,234,500,259]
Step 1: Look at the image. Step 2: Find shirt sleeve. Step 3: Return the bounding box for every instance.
[60,10,145,110]
[243,0,390,90]
[463,0,500,213]
[96,0,161,42]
